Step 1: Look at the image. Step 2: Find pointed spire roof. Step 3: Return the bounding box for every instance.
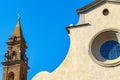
[13,18,22,36]
[11,18,25,41]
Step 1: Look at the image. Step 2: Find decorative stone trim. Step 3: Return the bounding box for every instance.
[89,29,120,67]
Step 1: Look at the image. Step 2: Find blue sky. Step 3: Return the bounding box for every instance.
[0,0,93,80]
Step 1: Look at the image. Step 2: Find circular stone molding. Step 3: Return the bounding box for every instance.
[89,29,120,67]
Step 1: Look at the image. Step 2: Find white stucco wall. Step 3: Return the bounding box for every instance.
[32,2,120,80]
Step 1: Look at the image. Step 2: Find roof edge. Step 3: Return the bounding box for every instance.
[77,0,120,14]
[77,0,105,14]
[66,23,90,34]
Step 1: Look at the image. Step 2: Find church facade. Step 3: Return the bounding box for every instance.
[1,19,29,80]
[33,0,120,80]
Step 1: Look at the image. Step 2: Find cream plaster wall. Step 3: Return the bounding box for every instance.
[32,2,120,80]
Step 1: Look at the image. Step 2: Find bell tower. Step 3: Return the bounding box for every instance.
[2,18,29,80]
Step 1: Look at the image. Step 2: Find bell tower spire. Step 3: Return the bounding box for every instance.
[12,17,25,41]
[2,18,29,80]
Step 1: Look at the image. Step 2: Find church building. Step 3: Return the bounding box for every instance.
[32,0,120,80]
[1,19,29,80]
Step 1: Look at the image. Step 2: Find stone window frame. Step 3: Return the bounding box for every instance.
[89,29,120,67]
[8,72,14,80]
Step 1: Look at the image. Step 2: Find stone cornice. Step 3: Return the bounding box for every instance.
[66,23,90,34]
[77,0,120,14]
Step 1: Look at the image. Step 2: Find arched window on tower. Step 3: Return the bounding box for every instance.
[4,51,9,61]
[13,36,17,42]
[8,72,14,80]
[11,51,16,60]
[13,51,16,60]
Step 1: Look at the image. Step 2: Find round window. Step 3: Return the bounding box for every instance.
[103,9,109,16]
[89,30,120,67]
[100,40,120,60]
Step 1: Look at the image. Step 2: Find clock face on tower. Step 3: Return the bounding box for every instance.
[89,29,120,67]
